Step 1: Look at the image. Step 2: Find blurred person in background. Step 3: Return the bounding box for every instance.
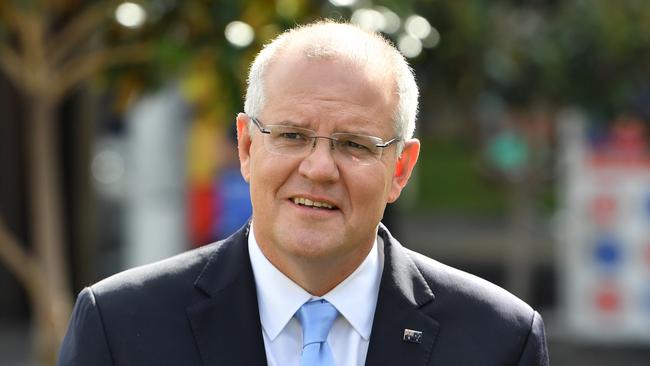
[58,20,548,366]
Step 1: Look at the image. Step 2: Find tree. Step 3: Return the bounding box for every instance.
[0,1,151,363]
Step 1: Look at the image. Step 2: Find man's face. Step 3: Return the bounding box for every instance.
[237,54,419,277]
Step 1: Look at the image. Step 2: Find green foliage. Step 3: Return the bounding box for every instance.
[416,137,507,216]
[409,0,650,113]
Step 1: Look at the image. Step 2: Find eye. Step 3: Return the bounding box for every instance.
[270,126,312,142]
[279,131,307,140]
[340,138,371,151]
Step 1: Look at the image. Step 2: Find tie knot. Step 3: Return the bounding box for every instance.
[296,300,339,346]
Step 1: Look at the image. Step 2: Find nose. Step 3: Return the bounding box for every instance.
[298,137,340,182]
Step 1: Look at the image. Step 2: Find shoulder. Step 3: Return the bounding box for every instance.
[84,220,251,308]
[60,232,251,365]
[91,242,217,299]
[404,247,537,331]
[402,247,548,364]
[74,240,230,343]
[86,221,252,313]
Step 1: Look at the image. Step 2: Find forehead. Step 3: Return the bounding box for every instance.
[261,52,397,132]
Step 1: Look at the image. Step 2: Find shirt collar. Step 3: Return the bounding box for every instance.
[322,235,382,340]
[248,225,311,340]
[248,222,383,341]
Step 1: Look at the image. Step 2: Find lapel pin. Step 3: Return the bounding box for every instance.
[403,329,423,344]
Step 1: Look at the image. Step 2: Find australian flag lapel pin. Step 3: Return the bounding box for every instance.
[403,329,423,344]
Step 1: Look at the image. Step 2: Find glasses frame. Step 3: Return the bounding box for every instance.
[249,116,401,163]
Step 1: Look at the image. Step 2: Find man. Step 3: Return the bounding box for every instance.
[59,21,549,365]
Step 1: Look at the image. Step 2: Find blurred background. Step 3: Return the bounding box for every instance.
[1,0,650,365]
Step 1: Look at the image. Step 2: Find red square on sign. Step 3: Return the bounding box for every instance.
[591,194,616,226]
[595,285,620,313]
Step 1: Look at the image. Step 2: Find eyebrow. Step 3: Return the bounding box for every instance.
[274,119,310,128]
[271,118,387,138]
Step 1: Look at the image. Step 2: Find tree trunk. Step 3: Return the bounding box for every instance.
[26,94,73,365]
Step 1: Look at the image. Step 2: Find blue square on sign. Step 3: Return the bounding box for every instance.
[643,286,650,315]
[594,234,622,270]
[645,194,650,219]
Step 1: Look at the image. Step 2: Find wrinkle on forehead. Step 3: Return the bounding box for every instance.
[269,99,379,132]
[267,55,395,111]
[264,58,395,126]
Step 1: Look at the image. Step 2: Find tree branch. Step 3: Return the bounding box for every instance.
[13,9,47,70]
[0,2,34,94]
[53,42,154,98]
[0,44,27,92]
[0,1,24,35]
[48,0,118,66]
[0,216,45,298]
[0,216,72,364]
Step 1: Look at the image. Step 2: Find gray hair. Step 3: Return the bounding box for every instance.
[243,20,419,142]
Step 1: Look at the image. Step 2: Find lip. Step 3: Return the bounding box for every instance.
[288,202,341,221]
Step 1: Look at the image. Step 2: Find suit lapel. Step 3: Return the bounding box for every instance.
[186,224,268,365]
[365,225,440,366]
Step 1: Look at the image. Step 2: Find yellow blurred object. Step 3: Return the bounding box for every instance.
[276,0,302,19]
[181,52,220,108]
[186,116,222,183]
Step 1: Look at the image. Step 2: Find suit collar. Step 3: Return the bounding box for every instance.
[186,222,268,365]
[193,221,251,296]
[365,224,440,366]
[185,222,440,365]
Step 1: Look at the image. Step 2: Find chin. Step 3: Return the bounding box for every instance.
[284,234,341,260]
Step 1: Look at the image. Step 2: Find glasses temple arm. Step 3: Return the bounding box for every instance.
[375,137,401,148]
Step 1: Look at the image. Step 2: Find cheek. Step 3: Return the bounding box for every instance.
[247,150,274,202]
[346,169,393,210]
[249,152,296,198]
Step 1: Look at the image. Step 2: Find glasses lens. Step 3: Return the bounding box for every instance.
[257,123,387,165]
[265,125,313,155]
[333,133,382,164]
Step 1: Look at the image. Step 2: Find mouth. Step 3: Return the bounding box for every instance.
[291,196,338,210]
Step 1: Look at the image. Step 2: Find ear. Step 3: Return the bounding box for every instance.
[387,138,420,203]
[236,113,252,182]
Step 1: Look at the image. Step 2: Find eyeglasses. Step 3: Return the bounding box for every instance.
[250,116,401,166]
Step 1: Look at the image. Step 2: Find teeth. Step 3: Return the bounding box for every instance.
[292,197,335,209]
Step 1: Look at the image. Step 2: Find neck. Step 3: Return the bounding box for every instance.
[259,240,374,296]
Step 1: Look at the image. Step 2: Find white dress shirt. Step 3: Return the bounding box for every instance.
[248,224,384,366]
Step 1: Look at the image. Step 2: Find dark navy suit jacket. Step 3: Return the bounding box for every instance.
[58,223,549,365]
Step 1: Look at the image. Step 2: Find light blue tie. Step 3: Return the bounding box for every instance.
[296,300,339,366]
